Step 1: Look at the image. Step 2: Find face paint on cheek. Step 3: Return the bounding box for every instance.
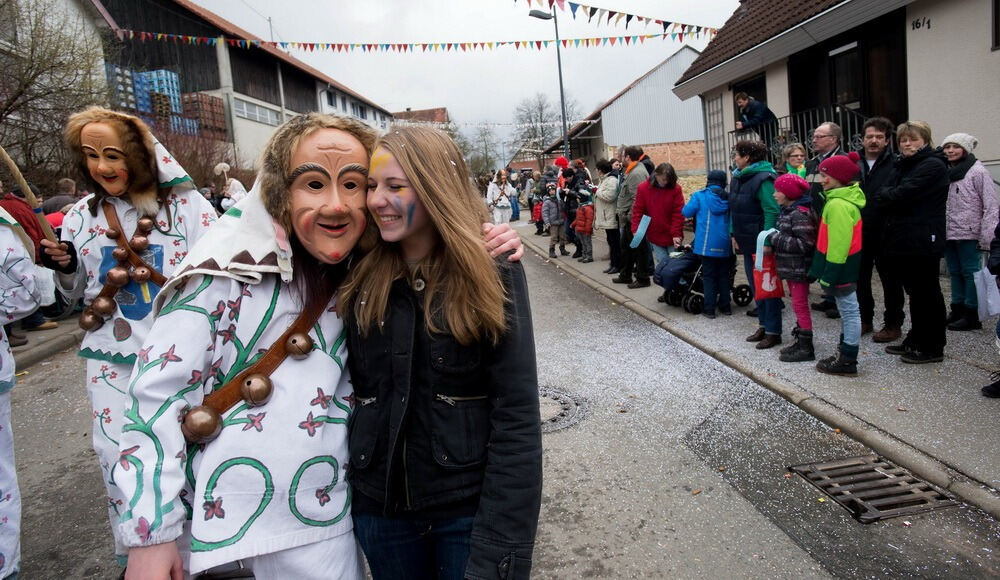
[406,200,416,228]
[117,168,128,182]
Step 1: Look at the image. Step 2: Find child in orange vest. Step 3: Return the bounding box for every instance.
[571,190,595,262]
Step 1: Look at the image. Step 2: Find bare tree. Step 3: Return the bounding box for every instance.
[0,0,110,192]
[512,92,580,170]
[467,125,499,178]
[149,123,254,191]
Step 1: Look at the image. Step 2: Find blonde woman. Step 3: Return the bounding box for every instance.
[778,142,807,177]
[341,127,541,579]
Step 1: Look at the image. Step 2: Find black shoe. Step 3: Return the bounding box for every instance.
[948,309,982,331]
[946,304,963,324]
[602,266,614,274]
[607,267,620,275]
[718,308,733,316]
[657,294,667,303]
[572,249,583,259]
[612,276,632,284]
[582,258,594,263]
[884,343,913,355]
[816,352,857,376]
[549,249,557,258]
[745,307,758,317]
[983,372,1000,398]
[560,247,570,256]
[779,330,814,362]
[577,257,586,262]
[779,327,800,356]
[901,350,944,364]
[824,306,841,319]
[745,327,766,342]
[627,279,651,289]
[811,300,835,312]
[702,311,716,320]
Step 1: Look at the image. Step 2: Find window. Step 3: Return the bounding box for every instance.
[350,101,368,120]
[994,0,1000,49]
[341,96,347,111]
[326,91,336,107]
[233,98,281,126]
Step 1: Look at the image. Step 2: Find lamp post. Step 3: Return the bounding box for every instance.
[529,7,570,160]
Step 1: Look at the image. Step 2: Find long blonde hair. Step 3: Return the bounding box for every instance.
[340,126,507,345]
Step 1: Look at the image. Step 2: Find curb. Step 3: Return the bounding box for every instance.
[523,238,1000,520]
[13,328,85,371]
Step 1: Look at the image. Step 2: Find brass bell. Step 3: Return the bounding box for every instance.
[181,405,222,444]
[106,266,130,287]
[129,235,149,252]
[111,247,129,262]
[137,217,155,233]
[131,266,152,283]
[105,228,121,240]
[78,309,104,331]
[285,332,314,359]
[91,296,116,316]
[240,374,273,407]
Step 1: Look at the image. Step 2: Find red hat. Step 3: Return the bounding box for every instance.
[819,151,861,185]
[774,174,810,200]
[554,156,569,169]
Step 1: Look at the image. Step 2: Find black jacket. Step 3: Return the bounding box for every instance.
[805,146,846,214]
[858,147,897,244]
[988,221,1000,275]
[346,260,541,580]
[871,146,949,257]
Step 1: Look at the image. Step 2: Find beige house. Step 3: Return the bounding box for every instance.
[673,0,1000,181]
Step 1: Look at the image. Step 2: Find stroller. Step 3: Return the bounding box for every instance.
[653,247,753,314]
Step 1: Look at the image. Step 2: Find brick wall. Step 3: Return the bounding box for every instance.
[638,140,706,175]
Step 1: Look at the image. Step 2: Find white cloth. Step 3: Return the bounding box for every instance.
[118,191,355,575]
[226,179,248,204]
[492,206,512,225]
[0,392,21,579]
[57,190,217,363]
[190,531,363,580]
[486,182,515,209]
[0,219,41,393]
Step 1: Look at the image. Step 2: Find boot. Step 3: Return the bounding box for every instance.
[982,371,1000,398]
[780,330,815,362]
[816,343,858,376]
[572,245,583,258]
[872,325,902,343]
[946,304,963,324]
[549,247,557,259]
[948,306,982,331]
[559,245,570,256]
[779,327,800,356]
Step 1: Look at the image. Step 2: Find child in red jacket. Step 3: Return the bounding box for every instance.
[571,190,595,262]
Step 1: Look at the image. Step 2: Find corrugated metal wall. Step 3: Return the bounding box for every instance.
[602,46,705,147]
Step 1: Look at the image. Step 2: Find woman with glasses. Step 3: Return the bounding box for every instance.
[777,143,808,178]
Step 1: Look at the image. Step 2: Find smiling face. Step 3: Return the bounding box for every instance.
[942,143,966,163]
[287,128,369,264]
[367,147,433,259]
[81,122,129,196]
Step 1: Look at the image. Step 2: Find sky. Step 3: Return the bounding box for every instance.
[191,0,739,159]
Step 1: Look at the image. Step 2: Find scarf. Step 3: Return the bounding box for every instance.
[948,153,977,182]
[785,163,806,177]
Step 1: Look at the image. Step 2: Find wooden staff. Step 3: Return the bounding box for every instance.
[0,143,58,242]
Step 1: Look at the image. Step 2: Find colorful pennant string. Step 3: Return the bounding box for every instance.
[514,0,717,36]
[113,27,711,52]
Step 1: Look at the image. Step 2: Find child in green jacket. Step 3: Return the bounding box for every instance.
[810,151,865,376]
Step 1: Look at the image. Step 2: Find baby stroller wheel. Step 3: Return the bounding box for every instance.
[682,294,704,314]
[733,284,753,306]
[666,288,685,307]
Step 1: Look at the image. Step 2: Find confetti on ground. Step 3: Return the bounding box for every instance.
[692,489,702,496]
[14,371,28,377]
[903,521,912,527]
[718,466,727,472]
[833,428,841,433]
[818,497,827,503]
[897,407,908,412]
[784,473,792,479]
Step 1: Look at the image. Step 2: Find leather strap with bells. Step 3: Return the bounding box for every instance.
[102,202,168,286]
[181,290,333,444]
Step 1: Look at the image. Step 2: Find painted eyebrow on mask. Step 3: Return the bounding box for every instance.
[338,163,368,178]
[287,162,330,185]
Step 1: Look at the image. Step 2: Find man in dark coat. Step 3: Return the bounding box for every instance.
[735,92,778,145]
[856,117,904,342]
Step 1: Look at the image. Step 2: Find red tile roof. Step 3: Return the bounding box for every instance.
[168,0,389,114]
[392,107,450,124]
[676,0,842,85]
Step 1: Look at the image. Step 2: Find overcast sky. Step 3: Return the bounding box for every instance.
[191,0,739,153]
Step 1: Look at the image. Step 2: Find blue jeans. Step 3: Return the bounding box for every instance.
[742,253,782,335]
[353,513,474,580]
[650,244,674,270]
[701,256,732,313]
[511,197,520,220]
[834,290,861,347]
[944,240,979,309]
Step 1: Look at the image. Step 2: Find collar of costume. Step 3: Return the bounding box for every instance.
[154,140,195,191]
[0,206,35,261]
[154,182,293,314]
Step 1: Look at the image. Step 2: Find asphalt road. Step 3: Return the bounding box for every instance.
[8,250,1000,578]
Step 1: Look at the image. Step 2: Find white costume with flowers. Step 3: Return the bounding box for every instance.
[0,209,41,579]
[55,142,216,560]
[116,189,360,578]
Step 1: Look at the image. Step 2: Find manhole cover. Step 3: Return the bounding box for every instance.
[539,386,587,433]
[789,454,958,523]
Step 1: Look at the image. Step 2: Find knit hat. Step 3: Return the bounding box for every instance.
[774,173,810,200]
[706,170,727,188]
[554,156,570,169]
[819,151,861,185]
[941,133,978,154]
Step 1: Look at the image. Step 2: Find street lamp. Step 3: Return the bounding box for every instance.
[529,7,570,160]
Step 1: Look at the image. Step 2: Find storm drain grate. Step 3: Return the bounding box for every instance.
[538,386,587,433]
[789,454,958,524]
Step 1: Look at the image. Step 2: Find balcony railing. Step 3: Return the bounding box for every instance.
[727,104,872,163]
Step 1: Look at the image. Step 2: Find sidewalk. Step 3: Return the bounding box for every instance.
[519,221,1000,519]
[11,317,85,372]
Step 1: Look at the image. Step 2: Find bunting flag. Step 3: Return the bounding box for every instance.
[114,28,709,52]
[516,0,718,37]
